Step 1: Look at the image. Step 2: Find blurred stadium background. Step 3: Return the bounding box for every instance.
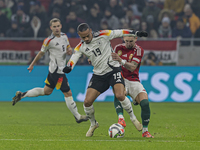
[0,0,200,103]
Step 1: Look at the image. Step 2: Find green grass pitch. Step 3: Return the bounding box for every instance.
[0,102,200,150]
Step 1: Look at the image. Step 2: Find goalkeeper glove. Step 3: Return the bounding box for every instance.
[136,31,148,37]
[63,65,72,73]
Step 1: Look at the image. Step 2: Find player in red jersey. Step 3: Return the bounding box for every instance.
[111,34,154,138]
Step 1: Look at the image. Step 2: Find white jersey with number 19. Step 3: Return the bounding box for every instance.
[68,29,134,75]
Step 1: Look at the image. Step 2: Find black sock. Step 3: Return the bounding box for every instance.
[140,99,150,127]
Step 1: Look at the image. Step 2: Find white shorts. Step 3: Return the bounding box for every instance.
[124,78,147,104]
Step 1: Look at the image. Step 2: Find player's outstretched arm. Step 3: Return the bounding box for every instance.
[126,30,148,37]
[63,43,83,73]
[28,51,45,73]
[109,29,148,40]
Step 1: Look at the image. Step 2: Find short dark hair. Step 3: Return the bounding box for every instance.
[77,23,90,32]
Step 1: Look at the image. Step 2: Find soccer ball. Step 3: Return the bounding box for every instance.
[108,123,125,138]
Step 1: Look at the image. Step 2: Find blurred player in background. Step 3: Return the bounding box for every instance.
[111,34,154,138]
[12,18,88,124]
[63,23,148,137]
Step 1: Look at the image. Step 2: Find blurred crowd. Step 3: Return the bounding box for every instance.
[0,0,200,43]
[1,0,200,66]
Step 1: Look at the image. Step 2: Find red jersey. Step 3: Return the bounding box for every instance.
[114,43,144,82]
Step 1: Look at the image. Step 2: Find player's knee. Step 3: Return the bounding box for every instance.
[44,90,52,95]
[63,90,72,97]
[140,99,149,108]
[84,99,93,107]
[67,90,72,96]
[115,93,125,101]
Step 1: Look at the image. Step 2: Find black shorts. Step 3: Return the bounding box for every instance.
[45,71,70,93]
[88,67,125,93]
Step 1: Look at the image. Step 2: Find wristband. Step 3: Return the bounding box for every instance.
[121,59,126,66]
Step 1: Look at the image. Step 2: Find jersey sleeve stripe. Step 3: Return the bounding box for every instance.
[136,44,142,56]
[99,30,111,36]
[42,38,48,46]
[122,29,131,34]
[74,42,82,51]
[122,30,130,34]
[42,36,54,47]
[67,60,74,67]
[46,39,51,46]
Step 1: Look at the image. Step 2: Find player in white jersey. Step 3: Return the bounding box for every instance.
[12,18,88,124]
[63,23,148,137]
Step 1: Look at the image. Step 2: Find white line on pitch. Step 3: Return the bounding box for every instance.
[0,139,200,142]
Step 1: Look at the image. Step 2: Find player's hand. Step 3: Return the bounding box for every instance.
[27,65,33,73]
[136,31,148,37]
[67,47,72,55]
[111,53,121,62]
[88,59,91,64]
[63,65,72,73]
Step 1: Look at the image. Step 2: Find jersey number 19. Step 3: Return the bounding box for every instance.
[92,48,101,57]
